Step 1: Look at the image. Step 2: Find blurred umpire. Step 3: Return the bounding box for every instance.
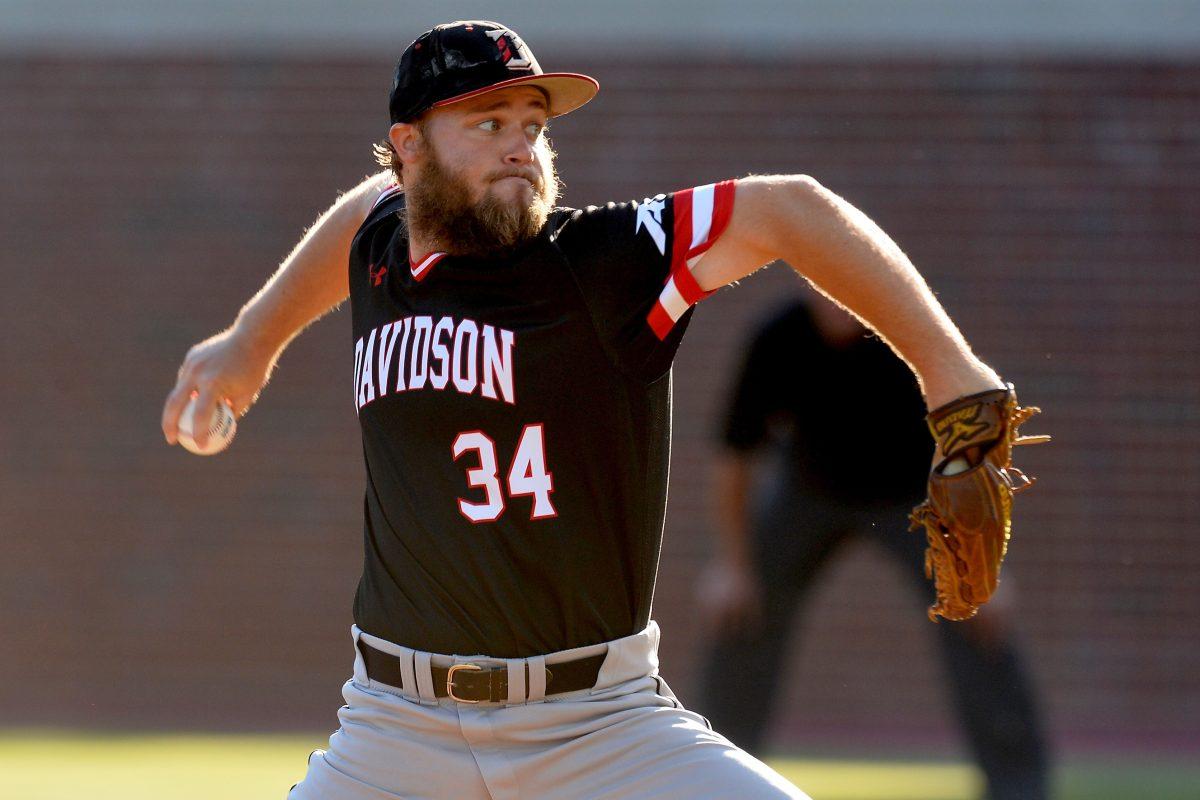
[695,291,1051,800]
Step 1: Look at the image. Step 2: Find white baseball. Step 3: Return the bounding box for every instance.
[941,456,971,476]
[177,396,237,456]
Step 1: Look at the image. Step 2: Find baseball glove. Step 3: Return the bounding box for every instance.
[909,383,1049,622]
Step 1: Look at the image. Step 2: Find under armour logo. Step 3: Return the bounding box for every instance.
[486,28,533,69]
[636,195,667,255]
[369,264,388,287]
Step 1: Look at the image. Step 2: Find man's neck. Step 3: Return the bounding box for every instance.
[408,231,440,262]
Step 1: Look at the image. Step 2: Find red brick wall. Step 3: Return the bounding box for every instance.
[1,54,1196,753]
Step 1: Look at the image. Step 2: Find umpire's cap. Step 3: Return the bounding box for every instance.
[389,21,599,124]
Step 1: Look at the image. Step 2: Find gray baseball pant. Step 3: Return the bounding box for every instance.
[286,621,809,799]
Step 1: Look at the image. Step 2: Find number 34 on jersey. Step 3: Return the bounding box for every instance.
[452,423,556,524]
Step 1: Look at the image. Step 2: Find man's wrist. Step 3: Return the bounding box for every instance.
[919,359,1004,410]
[231,306,286,363]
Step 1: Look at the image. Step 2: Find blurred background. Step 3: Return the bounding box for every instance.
[1,1,1197,797]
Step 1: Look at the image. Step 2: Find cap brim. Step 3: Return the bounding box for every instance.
[430,72,600,118]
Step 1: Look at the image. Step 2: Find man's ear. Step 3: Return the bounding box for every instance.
[389,122,425,167]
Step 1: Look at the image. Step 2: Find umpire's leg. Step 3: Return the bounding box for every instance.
[695,490,848,754]
[876,502,1051,800]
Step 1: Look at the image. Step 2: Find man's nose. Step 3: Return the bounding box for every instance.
[502,129,536,164]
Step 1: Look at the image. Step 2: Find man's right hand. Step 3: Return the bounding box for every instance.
[697,557,764,635]
[159,172,393,451]
[161,326,276,450]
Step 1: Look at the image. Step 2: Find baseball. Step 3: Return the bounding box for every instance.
[177,395,237,456]
[942,456,970,476]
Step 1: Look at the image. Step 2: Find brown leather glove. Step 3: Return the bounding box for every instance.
[909,383,1050,622]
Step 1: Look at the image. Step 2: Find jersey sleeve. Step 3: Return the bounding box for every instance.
[350,183,407,287]
[554,180,737,382]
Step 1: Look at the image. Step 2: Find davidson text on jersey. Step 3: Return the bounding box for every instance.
[353,315,517,411]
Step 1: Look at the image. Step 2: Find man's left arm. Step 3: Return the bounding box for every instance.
[695,176,1051,624]
[694,175,1003,410]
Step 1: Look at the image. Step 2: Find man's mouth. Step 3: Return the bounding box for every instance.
[492,173,535,186]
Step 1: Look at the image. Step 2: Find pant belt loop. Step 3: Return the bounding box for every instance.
[506,658,526,705]
[526,654,547,703]
[351,629,370,685]
[414,650,436,703]
[399,646,417,697]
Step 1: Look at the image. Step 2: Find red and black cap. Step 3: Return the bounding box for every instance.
[388,21,599,124]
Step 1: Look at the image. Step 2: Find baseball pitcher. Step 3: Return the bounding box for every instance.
[162,20,1045,800]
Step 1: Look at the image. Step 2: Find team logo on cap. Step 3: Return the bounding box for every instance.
[486,28,532,69]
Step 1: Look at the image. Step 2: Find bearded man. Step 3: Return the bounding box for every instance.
[163,20,1016,800]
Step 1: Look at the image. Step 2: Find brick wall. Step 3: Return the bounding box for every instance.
[1,54,1196,753]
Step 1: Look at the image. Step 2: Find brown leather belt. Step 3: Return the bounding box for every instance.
[357,640,607,703]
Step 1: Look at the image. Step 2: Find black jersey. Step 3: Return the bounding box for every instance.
[721,301,932,506]
[348,181,736,657]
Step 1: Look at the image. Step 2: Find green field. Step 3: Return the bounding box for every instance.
[1,730,1196,799]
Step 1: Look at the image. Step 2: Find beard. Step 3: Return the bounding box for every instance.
[405,141,560,259]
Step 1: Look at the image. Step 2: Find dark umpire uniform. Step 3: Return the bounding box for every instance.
[696,299,1050,800]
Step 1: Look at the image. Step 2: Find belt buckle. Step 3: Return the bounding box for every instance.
[446,663,483,703]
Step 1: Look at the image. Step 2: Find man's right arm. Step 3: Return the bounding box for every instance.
[697,323,780,634]
[699,450,764,633]
[161,171,395,448]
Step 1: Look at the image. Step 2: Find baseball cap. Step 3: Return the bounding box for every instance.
[388,21,599,124]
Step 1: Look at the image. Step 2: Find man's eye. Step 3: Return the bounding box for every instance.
[477,119,500,132]
[526,123,544,137]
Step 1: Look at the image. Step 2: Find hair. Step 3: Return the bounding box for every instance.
[372,138,401,184]
[372,117,429,186]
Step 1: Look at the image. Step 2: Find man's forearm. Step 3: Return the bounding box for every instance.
[161,172,395,440]
[233,171,392,362]
[714,452,755,569]
[778,178,1000,407]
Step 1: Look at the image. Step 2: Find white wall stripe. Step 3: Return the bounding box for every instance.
[660,276,690,322]
[690,183,715,250]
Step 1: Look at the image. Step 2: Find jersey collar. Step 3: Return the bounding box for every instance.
[410,251,448,282]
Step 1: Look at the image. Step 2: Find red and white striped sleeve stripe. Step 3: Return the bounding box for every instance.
[371,184,403,210]
[646,180,737,341]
